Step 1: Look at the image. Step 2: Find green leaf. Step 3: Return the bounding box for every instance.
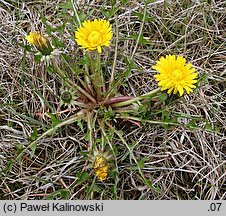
[146,0,154,4]
[46,65,55,75]
[77,119,84,132]
[137,157,147,169]
[1,159,14,176]
[41,16,52,35]
[30,128,38,141]
[187,119,197,128]
[16,143,24,162]
[133,11,154,22]
[110,168,118,179]
[92,184,101,192]
[129,34,152,45]
[41,15,65,47]
[120,150,129,162]
[44,189,70,200]
[161,110,170,121]
[48,113,62,127]
[34,52,42,63]
[120,0,128,5]
[76,172,90,184]
[51,36,65,48]
[46,113,62,136]
[30,142,37,155]
[78,12,87,23]
[84,129,90,141]
[121,69,131,81]
[144,179,153,189]
[204,122,215,132]
[100,6,119,19]
[58,0,73,10]
[161,110,175,128]
[173,112,201,120]
[196,73,208,86]
[158,93,168,102]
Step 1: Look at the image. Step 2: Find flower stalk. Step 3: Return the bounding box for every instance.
[95,52,102,100]
[111,88,161,107]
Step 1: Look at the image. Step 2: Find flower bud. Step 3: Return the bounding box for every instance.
[26,31,53,55]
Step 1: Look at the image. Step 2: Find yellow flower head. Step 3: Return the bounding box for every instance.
[94,156,109,181]
[75,19,113,53]
[26,31,53,55]
[152,55,198,96]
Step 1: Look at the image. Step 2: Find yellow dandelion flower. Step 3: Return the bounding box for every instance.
[26,31,53,55]
[152,55,198,96]
[94,156,109,181]
[75,19,113,53]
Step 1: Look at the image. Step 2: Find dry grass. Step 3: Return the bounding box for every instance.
[0,0,225,200]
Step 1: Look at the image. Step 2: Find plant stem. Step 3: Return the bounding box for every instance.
[87,112,94,151]
[111,87,161,107]
[90,52,102,101]
[104,96,135,106]
[99,120,119,197]
[95,52,102,101]
[109,16,119,89]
